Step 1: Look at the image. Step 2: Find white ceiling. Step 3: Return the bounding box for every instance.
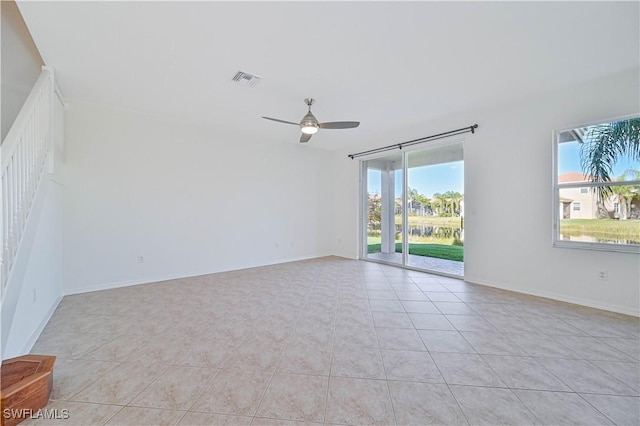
[17,1,640,151]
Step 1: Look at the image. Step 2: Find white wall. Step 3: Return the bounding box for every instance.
[331,68,640,316]
[63,101,333,294]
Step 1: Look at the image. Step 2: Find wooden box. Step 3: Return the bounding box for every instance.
[1,355,55,426]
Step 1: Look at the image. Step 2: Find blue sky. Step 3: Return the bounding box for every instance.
[368,160,464,197]
[558,141,638,177]
[367,141,638,198]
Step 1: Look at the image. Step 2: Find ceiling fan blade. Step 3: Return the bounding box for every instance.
[300,133,312,143]
[319,121,360,129]
[262,116,299,126]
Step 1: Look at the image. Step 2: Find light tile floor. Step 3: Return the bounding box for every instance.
[22,256,639,425]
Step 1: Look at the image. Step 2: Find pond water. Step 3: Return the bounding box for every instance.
[559,234,640,245]
[396,224,463,240]
[372,225,638,245]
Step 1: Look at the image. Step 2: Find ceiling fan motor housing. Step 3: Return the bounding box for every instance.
[300,111,319,134]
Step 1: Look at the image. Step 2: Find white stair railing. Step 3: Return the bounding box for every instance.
[1,67,63,300]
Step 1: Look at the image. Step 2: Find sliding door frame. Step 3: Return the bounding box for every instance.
[359,159,369,259]
[359,137,465,278]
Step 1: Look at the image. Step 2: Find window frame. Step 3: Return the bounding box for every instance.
[552,114,640,254]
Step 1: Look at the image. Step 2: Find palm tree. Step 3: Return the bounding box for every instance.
[431,193,441,215]
[432,192,448,216]
[414,194,431,215]
[580,118,640,198]
[407,188,419,214]
[441,191,463,216]
[611,184,634,220]
[448,192,463,216]
[442,191,451,214]
[610,170,640,220]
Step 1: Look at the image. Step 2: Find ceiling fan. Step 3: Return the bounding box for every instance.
[262,98,360,143]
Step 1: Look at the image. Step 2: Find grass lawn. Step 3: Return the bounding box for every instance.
[368,243,464,262]
[560,219,640,241]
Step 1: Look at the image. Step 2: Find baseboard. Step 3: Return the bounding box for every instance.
[331,248,359,260]
[64,253,333,296]
[464,275,640,318]
[18,295,62,356]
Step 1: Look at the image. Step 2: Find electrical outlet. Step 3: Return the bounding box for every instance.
[33,288,37,303]
[137,256,144,264]
[598,270,608,281]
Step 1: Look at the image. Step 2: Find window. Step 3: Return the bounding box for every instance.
[554,116,640,252]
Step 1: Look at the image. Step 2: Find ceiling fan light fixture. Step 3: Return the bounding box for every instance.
[301,123,319,134]
[262,98,359,142]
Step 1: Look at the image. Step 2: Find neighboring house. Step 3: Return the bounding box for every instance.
[558,172,639,219]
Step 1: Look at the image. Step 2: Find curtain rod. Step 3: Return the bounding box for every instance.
[347,124,478,159]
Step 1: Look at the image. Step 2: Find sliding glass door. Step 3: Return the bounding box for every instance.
[362,141,464,276]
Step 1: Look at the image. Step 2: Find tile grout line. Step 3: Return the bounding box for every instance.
[574,392,632,426]
[30,258,639,426]
[320,263,343,425]
[421,326,472,426]
[55,359,122,402]
[372,272,399,426]
[251,264,322,424]
[476,351,545,424]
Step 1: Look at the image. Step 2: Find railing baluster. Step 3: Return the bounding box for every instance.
[27,115,34,210]
[1,69,62,292]
[20,130,26,226]
[3,166,11,280]
[8,159,16,263]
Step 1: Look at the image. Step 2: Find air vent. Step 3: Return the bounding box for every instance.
[232,71,261,88]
